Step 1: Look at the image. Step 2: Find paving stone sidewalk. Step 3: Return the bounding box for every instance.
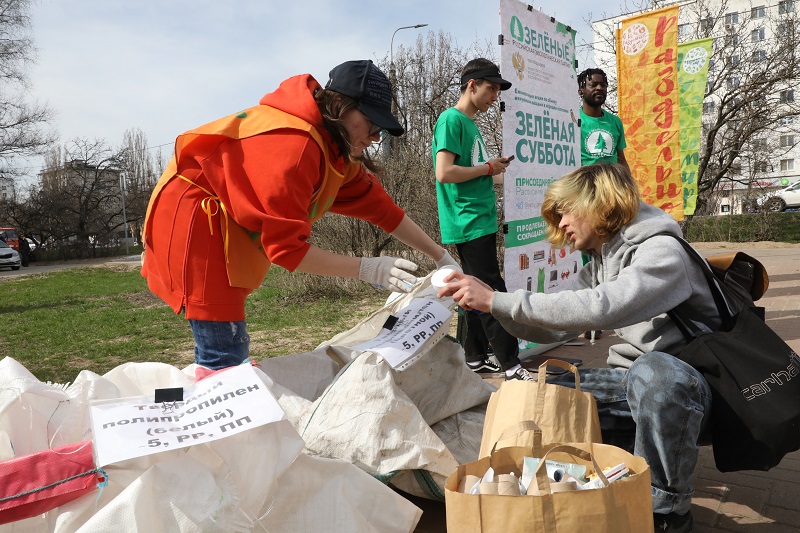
[410,242,800,532]
[685,244,800,532]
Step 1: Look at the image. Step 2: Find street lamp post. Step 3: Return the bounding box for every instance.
[386,23,428,157]
[119,172,129,255]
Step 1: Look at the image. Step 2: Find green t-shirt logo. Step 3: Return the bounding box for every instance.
[586,130,614,157]
[471,136,489,166]
[594,135,608,152]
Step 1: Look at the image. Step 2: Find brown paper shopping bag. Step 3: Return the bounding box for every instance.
[479,359,602,457]
[446,422,653,533]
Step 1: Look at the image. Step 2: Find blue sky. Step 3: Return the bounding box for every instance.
[25,0,630,179]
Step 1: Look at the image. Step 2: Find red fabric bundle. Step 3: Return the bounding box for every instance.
[0,440,104,525]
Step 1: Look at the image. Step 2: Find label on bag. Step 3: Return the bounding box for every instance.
[742,356,799,401]
[352,298,450,370]
[90,364,285,467]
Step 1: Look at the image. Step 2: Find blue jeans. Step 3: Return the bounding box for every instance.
[548,352,712,515]
[189,320,251,370]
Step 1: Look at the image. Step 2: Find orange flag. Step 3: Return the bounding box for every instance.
[617,5,683,220]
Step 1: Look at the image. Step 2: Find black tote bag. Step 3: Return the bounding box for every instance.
[668,238,800,472]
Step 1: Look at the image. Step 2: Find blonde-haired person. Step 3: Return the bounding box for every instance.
[551,157,638,341]
[541,161,641,246]
[438,163,722,532]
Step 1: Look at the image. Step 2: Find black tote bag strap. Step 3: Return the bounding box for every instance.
[657,234,736,339]
[667,308,704,342]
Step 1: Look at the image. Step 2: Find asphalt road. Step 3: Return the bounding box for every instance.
[0,255,142,280]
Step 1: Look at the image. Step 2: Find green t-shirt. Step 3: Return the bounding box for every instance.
[579,109,627,166]
[432,107,497,245]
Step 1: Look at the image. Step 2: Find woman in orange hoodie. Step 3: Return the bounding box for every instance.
[142,60,457,374]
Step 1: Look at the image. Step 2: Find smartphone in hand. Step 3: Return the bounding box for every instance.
[505,155,515,163]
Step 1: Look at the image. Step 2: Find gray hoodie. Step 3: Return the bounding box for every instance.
[492,202,724,368]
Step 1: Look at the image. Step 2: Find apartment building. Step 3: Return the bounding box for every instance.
[0,176,13,201]
[592,0,799,214]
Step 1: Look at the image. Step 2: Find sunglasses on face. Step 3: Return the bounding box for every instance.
[360,111,384,137]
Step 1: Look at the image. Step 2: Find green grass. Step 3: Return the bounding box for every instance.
[1,266,383,383]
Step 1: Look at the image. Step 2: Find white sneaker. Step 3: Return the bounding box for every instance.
[467,359,503,374]
[506,367,535,381]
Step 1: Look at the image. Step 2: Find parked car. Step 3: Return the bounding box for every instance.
[0,240,21,270]
[0,227,19,250]
[759,180,800,212]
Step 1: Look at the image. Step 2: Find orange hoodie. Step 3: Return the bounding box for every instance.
[141,74,405,321]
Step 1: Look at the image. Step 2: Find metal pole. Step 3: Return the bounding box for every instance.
[120,173,129,255]
[386,23,428,158]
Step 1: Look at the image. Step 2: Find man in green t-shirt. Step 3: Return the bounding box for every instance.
[432,58,532,381]
[578,68,629,170]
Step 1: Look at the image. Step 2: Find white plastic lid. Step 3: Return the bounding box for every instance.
[430,266,460,288]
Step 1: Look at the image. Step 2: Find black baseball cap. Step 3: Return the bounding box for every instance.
[460,65,512,91]
[326,59,404,137]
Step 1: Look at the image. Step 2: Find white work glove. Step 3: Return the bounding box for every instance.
[358,256,419,292]
[434,250,460,269]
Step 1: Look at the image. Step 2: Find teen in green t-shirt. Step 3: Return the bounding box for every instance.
[432,58,532,382]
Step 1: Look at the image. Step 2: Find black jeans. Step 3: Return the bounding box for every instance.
[455,233,520,371]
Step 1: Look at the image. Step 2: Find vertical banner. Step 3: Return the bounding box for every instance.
[500,0,582,355]
[678,38,713,216]
[500,0,582,294]
[617,5,683,220]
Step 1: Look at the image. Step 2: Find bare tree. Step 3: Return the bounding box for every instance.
[311,31,502,266]
[118,128,157,241]
[690,0,799,213]
[0,0,55,177]
[33,139,126,257]
[587,0,800,215]
[4,133,162,255]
